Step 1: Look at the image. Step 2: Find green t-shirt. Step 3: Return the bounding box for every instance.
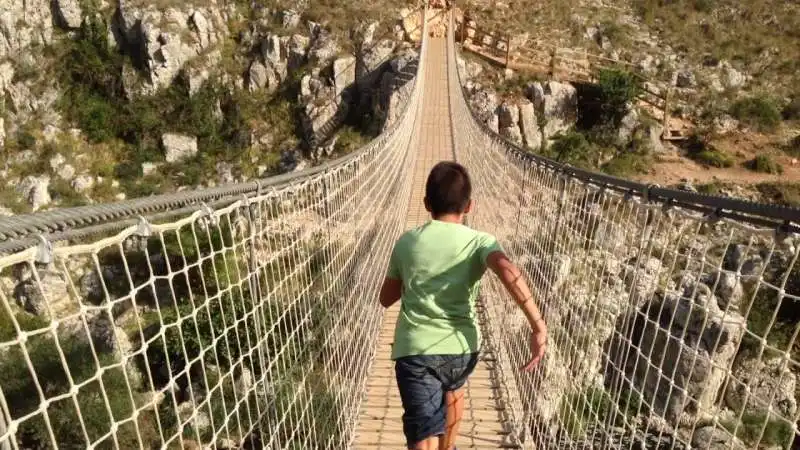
[387,220,503,360]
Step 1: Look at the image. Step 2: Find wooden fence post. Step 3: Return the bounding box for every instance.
[549,47,558,80]
[505,34,511,68]
[661,87,672,139]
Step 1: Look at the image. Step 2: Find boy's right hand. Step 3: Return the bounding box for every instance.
[522,329,547,372]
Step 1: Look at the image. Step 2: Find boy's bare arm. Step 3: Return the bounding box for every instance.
[379,277,403,308]
[486,251,547,370]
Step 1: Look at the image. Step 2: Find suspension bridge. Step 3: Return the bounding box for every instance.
[0,4,799,450]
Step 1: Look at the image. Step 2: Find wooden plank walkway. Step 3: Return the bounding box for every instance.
[351,32,515,450]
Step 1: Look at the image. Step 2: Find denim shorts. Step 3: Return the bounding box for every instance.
[394,353,479,447]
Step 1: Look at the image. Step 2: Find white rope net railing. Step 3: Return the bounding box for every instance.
[0,9,429,449]
[447,11,800,450]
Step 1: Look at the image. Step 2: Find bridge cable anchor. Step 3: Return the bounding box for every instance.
[134,216,152,238]
[34,235,54,265]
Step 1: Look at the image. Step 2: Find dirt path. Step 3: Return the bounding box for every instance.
[633,133,800,187]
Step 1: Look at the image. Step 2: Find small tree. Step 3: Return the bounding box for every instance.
[596,68,642,127]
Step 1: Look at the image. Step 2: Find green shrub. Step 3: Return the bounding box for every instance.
[721,413,795,449]
[756,182,800,206]
[601,151,653,176]
[0,327,156,448]
[547,131,596,167]
[730,97,782,132]
[693,0,715,13]
[596,68,642,126]
[747,154,783,174]
[685,134,734,167]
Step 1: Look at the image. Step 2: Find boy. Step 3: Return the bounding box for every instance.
[379,161,548,450]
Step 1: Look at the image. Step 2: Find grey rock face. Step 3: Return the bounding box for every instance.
[518,100,542,150]
[54,0,83,29]
[162,133,198,163]
[527,81,578,144]
[17,176,51,211]
[725,356,797,420]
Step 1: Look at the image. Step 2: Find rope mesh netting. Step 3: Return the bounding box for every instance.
[0,4,799,450]
[0,9,429,448]
[446,11,799,450]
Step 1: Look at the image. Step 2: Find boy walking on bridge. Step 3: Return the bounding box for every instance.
[379,161,548,450]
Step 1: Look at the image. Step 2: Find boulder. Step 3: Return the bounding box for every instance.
[527,81,578,143]
[285,34,310,71]
[236,367,254,397]
[177,402,211,434]
[54,0,83,29]
[17,176,51,211]
[622,256,662,306]
[468,89,499,132]
[713,114,739,135]
[13,270,69,316]
[308,30,340,65]
[725,356,797,420]
[333,56,357,98]
[675,70,696,88]
[357,39,395,80]
[162,133,198,163]
[281,9,301,29]
[71,175,95,193]
[400,8,423,42]
[720,61,746,89]
[248,60,279,93]
[692,426,745,450]
[497,102,522,145]
[353,21,380,48]
[617,108,640,147]
[0,0,53,59]
[518,100,542,150]
[0,117,5,148]
[605,275,746,426]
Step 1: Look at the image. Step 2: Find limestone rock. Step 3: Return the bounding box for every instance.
[54,0,83,29]
[675,70,696,88]
[308,30,340,65]
[13,270,69,316]
[178,402,211,433]
[17,176,51,211]
[236,368,254,397]
[606,278,746,425]
[468,89,499,133]
[497,102,522,145]
[285,34,310,71]
[528,81,578,143]
[713,114,739,135]
[333,56,357,98]
[400,8,423,42]
[0,117,5,148]
[725,356,797,419]
[248,60,279,93]
[71,175,95,193]
[622,256,662,306]
[0,0,54,59]
[617,108,640,147]
[162,133,198,163]
[518,100,542,150]
[281,10,301,29]
[692,426,746,450]
[357,39,395,80]
[720,61,746,89]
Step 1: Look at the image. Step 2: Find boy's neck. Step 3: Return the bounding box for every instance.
[431,213,465,224]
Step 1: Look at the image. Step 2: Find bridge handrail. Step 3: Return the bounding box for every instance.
[451,14,800,233]
[0,8,444,255]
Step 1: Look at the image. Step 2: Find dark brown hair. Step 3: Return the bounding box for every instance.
[424,161,472,216]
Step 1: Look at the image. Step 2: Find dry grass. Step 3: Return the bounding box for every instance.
[633,0,800,96]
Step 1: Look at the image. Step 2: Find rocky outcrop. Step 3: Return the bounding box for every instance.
[17,176,51,211]
[518,99,542,150]
[0,0,54,60]
[527,81,578,145]
[468,89,499,133]
[497,102,522,145]
[605,273,746,425]
[725,356,797,420]
[114,1,230,96]
[54,0,83,29]
[374,49,419,133]
[162,133,198,163]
